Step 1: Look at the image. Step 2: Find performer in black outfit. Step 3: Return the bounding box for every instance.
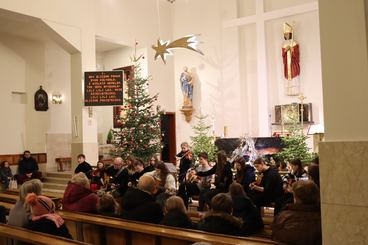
[248,158,283,209]
[176,142,193,183]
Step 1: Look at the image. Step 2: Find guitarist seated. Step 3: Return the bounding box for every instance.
[105,157,130,197]
[177,152,213,210]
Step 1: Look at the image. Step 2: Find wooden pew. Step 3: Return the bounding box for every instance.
[4,188,64,199]
[0,191,62,208]
[0,193,60,206]
[0,201,13,212]
[0,224,88,245]
[58,211,277,245]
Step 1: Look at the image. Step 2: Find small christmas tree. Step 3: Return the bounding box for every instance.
[112,50,162,161]
[276,119,315,163]
[190,113,217,162]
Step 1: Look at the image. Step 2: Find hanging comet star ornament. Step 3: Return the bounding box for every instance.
[152,34,204,64]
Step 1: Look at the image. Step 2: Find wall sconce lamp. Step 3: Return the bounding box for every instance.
[52,93,63,104]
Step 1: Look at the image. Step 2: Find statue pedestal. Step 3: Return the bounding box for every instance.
[180,106,193,122]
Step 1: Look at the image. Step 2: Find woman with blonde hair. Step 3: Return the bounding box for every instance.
[62,172,98,213]
[8,179,43,227]
[161,196,193,229]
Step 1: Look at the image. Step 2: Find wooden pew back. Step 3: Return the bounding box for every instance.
[0,224,88,245]
[58,211,276,245]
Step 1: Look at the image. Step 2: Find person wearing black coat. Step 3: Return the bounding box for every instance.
[18,151,41,184]
[25,193,72,240]
[176,142,193,183]
[198,193,243,236]
[74,154,93,179]
[249,158,283,209]
[121,175,163,224]
[230,182,264,236]
[107,157,130,197]
[26,218,72,239]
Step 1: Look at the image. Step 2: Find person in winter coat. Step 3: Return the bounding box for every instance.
[0,161,13,189]
[8,179,43,227]
[62,172,98,213]
[121,175,163,224]
[272,180,322,245]
[198,193,243,236]
[25,193,72,239]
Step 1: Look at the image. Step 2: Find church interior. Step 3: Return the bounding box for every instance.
[0,0,367,244]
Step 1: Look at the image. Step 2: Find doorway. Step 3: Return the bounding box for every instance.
[161,112,176,164]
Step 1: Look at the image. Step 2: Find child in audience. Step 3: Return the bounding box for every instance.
[25,193,72,239]
[161,196,193,229]
[0,160,13,189]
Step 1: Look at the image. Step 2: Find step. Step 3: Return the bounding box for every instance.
[46,171,73,179]
[42,182,67,191]
[43,177,70,185]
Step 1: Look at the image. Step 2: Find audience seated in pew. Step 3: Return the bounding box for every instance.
[121,175,163,224]
[229,182,264,236]
[97,192,119,217]
[161,195,194,229]
[8,179,43,227]
[62,172,98,213]
[197,193,243,236]
[0,160,13,189]
[272,180,322,245]
[25,193,72,239]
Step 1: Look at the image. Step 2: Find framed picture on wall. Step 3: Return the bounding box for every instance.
[113,65,134,128]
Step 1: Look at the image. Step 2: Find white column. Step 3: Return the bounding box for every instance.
[255,0,270,136]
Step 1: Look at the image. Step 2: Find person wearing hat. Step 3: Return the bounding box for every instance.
[25,193,72,239]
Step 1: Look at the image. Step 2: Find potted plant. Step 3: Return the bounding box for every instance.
[106,129,113,144]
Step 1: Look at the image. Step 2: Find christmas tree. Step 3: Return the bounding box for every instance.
[276,119,315,163]
[112,51,162,161]
[190,113,217,162]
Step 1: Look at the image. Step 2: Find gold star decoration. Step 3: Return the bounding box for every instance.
[152,35,203,64]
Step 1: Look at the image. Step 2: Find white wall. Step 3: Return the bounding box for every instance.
[0,0,174,164]
[0,0,323,162]
[0,34,72,170]
[267,11,323,126]
[172,0,323,151]
[0,38,27,154]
